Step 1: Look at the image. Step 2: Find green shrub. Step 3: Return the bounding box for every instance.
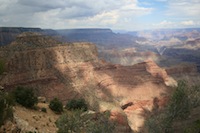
[66,99,88,111]
[0,59,5,75]
[184,120,200,133]
[56,110,84,133]
[145,80,191,133]
[49,98,63,113]
[0,92,14,126]
[145,112,173,133]
[56,110,115,133]
[168,80,190,120]
[41,107,47,113]
[187,85,200,108]
[13,86,38,108]
[86,111,115,133]
[0,60,14,126]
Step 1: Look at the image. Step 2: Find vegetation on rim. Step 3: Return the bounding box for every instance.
[0,59,5,75]
[65,98,88,111]
[145,80,200,133]
[0,92,14,126]
[56,110,115,133]
[49,98,63,113]
[13,86,38,108]
[0,60,14,126]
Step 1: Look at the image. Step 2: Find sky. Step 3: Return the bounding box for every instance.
[0,0,200,30]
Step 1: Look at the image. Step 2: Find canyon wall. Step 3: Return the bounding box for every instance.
[0,33,98,102]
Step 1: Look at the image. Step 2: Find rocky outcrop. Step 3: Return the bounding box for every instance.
[145,60,177,87]
[0,33,98,102]
[0,27,59,46]
[0,27,43,46]
[78,61,176,131]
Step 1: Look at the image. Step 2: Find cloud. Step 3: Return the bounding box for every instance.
[153,20,175,28]
[160,20,173,26]
[0,0,153,30]
[152,20,200,29]
[18,0,69,9]
[1,0,199,30]
[166,0,200,17]
[181,20,196,26]
[149,0,200,29]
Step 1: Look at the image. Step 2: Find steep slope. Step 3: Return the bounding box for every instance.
[0,103,60,133]
[0,32,98,102]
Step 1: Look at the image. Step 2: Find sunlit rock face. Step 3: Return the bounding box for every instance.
[0,32,98,102]
[0,32,179,132]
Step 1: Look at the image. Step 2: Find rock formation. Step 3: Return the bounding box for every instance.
[0,27,42,46]
[0,32,98,102]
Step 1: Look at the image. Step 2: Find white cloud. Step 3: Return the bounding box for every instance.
[0,0,153,30]
[166,0,200,17]
[152,20,200,29]
[149,0,200,29]
[160,20,173,25]
[153,20,175,29]
[181,20,195,26]
[1,0,199,30]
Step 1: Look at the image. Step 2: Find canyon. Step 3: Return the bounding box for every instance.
[0,28,200,132]
[1,27,200,72]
